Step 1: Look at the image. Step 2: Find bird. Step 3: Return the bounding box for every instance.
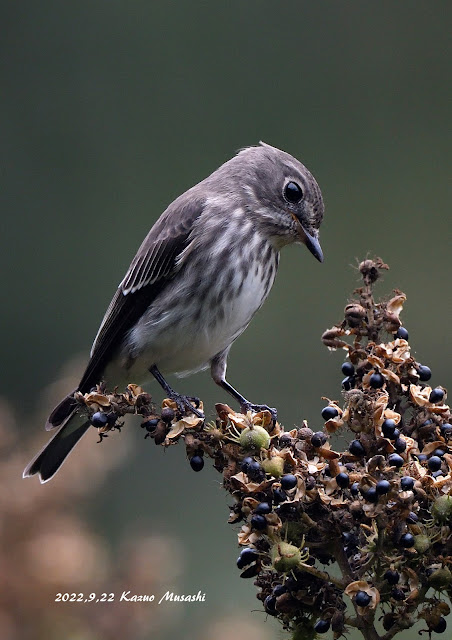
[23,142,324,483]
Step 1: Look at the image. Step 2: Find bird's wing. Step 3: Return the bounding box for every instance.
[78,194,205,393]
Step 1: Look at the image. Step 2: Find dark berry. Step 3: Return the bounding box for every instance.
[388,453,404,468]
[251,514,267,530]
[382,419,396,438]
[349,440,365,456]
[406,511,418,524]
[342,532,356,545]
[433,617,447,633]
[341,361,355,376]
[396,327,409,340]
[400,477,414,491]
[351,482,360,496]
[272,584,287,597]
[428,456,442,472]
[430,388,445,404]
[392,429,400,439]
[161,406,175,422]
[384,569,400,585]
[336,472,350,488]
[321,406,338,420]
[369,372,385,388]
[90,411,108,428]
[237,547,258,568]
[434,448,446,457]
[106,411,118,425]
[376,480,391,495]
[394,437,407,453]
[432,470,444,478]
[278,434,292,447]
[417,365,432,381]
[264,595,277,615]
[285,576,300,591]
[239,564,260,578]
[311,431,327,448]
[416,453,428,462]
[400,533,415,548]
[364,487,378,503]
[314,620,330,634]
[247,460,264,481]
[255,502,271,514]
[355,591,371,607]
[391,588,405,601]
[342,376,355,390]
[273,488,287,504]
[240,456,254,473]
[143,418,159,432]
[280,474,297,490]
[189,455,204,472]
[441,423,452,438]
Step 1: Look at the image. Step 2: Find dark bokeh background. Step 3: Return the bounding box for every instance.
[2,2,451,639]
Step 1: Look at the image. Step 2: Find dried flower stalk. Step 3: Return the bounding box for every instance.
[84,258,451,640]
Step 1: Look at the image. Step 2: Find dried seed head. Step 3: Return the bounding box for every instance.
[344,303,367,329]
[359,257,389,284]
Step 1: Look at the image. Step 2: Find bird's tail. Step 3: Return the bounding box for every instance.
[23,393,91,483]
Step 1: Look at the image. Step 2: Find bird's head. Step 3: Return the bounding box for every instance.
[234,142,324,261]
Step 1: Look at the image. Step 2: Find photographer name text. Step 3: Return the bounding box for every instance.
[55,591,206,604]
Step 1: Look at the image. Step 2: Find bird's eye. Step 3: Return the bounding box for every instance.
[284,181,304,204]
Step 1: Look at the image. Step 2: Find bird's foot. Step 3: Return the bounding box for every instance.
[240,401,277,423]
[169,392,204,419]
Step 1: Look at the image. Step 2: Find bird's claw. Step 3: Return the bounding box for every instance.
[170,392,204,419]
[241,402,277,423]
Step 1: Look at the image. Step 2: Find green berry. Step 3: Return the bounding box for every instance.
[271,541,302,572]
[239,425,271,450]
[431,495,452,523]
[428,568,452,591]
[413,534,431,553]
[261,456,285,477]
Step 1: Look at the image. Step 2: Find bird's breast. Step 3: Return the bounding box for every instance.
[122,235,279,377]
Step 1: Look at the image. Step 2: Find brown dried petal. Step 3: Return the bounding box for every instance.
[230,472,273,494]
[368,355,385,369]
[322,326,350,350]
[242,497,260,514]
[422,441,446,456]
[215,403,235,427]
[317,444,340,460]
[84,392,111,407]
[127,383,145,397]
[410,385,432,406]
[324,417,344,434]
[386,293,407,319]
[381,368,401,385]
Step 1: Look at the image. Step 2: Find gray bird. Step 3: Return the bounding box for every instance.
[23,142,324,483]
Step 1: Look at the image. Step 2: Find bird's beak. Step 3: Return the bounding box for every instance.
[289,211,324,262]
[301,226,324,263]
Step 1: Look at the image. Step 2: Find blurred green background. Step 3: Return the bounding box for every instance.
[2,2,451,639]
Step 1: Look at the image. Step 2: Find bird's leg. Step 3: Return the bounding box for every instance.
[217,379,277,422]
[149,365,204,418]
[210,350,277,422]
